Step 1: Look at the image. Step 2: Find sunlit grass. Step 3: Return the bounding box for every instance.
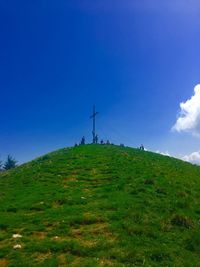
[1,144,200,266]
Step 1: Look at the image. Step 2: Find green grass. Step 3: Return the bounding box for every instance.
[1,144,200,266]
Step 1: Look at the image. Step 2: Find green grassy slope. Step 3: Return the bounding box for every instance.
[1,145,200,267]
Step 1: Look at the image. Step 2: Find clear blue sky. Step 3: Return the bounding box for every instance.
[1,0,200,163]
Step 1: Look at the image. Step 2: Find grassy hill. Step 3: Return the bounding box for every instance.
[1,145,200,267]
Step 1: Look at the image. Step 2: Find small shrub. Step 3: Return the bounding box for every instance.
[0,223,8,230]
[171,215,192,229]
[81,216,98,225]
[3,155,17,170]
[7,206,17,213]
[29,206,44,211]
[144,178,155,185]
[156,188,167,195]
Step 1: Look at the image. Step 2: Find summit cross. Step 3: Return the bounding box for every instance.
[90,105,99,144]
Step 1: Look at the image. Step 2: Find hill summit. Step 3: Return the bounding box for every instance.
[1,144,200,266]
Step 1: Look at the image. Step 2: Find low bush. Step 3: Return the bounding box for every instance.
[171,215,192,229]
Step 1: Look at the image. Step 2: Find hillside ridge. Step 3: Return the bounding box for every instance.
[1,144,200,266]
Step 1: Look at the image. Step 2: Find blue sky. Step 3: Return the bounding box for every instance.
[1,0,200,163]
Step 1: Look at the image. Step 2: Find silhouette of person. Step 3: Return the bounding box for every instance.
[140,144,144,150]
[80,136,85,145]
[95,134,98,144]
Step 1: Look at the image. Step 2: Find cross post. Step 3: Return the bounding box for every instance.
[90,105,99,144]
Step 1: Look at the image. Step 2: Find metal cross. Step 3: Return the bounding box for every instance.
[90,105,99,144]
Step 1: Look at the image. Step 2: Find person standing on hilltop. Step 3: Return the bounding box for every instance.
[140,144,144,150]
[95,134,98,144]
[80,136,85,145]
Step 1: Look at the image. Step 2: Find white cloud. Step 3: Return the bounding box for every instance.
[154,147,200,166]
[156,150,171,156]
[182,151,200,165]
[172,84,200,136]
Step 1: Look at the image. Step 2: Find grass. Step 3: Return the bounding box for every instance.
[1,144,200,266]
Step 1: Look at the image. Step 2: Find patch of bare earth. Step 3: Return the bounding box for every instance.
[70,221,117,246]
[91,168,97,175]
[0,259,8,267]
[99,258,116,266]
[34,252,52,264]
[52,201,63,208]
[43,221,59,231]
[64,174,77,182]
[57,254,67,266]
[83,188,90,193]
[62,175,78,188]
[32,231,47,239]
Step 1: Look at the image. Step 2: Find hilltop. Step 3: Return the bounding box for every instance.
[1,144,200,266]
